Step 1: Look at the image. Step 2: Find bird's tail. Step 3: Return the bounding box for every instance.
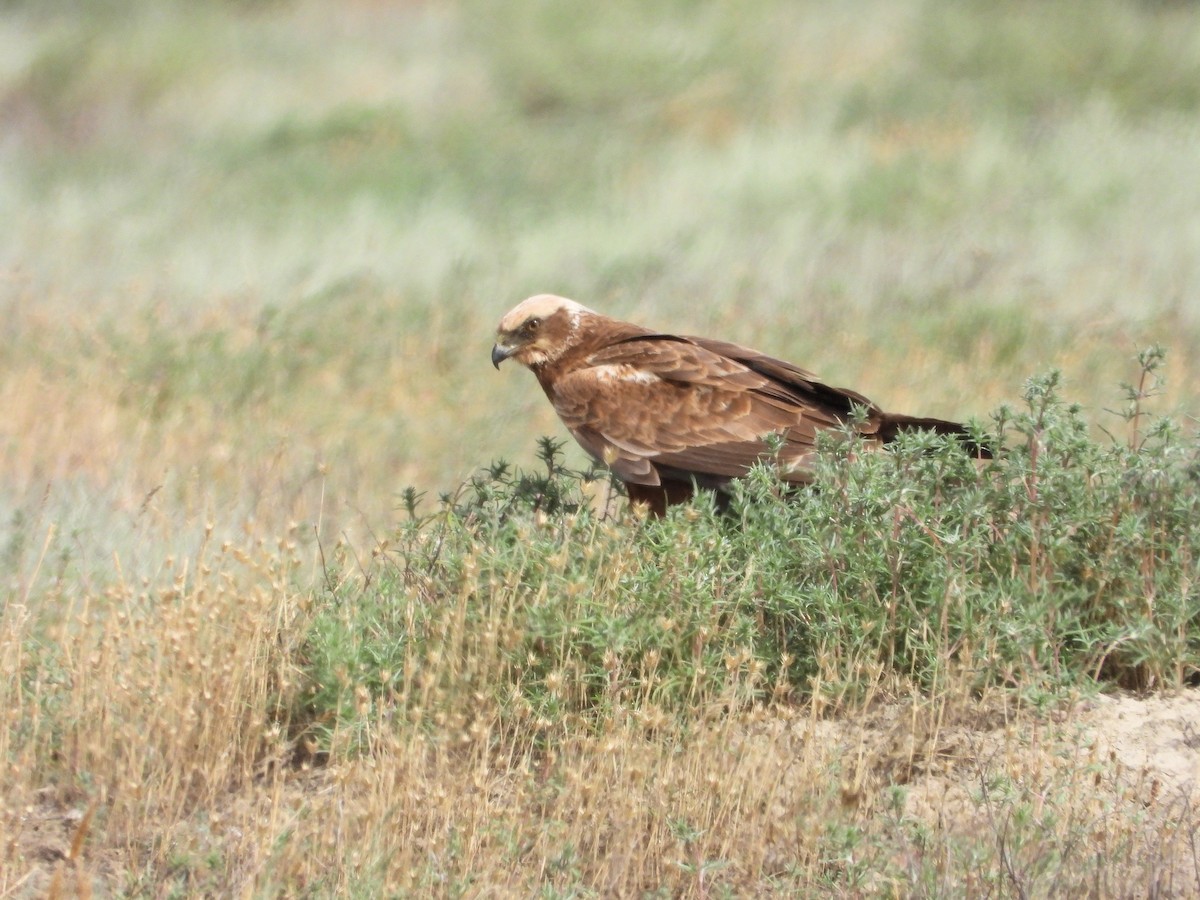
[879,414,993,459]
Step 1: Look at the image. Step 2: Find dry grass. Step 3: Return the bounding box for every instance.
[1,529,302,894]
[5,547,1199,896]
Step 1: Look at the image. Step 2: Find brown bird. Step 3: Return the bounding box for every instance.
[492,294,986,517]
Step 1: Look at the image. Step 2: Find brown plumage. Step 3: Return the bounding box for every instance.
[492,294,987,517]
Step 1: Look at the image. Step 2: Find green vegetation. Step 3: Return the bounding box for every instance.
[302,352,1199,751]
[3,0,1200,894]
[263,357,1200,894]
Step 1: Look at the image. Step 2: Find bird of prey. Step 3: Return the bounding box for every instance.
[491,294,986,516]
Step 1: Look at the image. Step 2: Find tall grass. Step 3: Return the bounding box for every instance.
[1,529,304,895]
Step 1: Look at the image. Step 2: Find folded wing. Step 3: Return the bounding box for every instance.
[550,333,883,487]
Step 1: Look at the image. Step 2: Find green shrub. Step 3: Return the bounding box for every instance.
[295,353,1200,752]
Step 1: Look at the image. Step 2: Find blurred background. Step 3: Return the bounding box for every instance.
[2,0,1199,569]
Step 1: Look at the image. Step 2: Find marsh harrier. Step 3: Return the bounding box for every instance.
[492,294,986,516]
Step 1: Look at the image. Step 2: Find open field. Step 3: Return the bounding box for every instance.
[3,0,1200,895]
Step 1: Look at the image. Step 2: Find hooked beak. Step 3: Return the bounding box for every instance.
[491,342,513,369]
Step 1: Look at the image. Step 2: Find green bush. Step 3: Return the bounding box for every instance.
[295,353,1200,751]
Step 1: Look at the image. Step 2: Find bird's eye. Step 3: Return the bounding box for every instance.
[526,318,541,332]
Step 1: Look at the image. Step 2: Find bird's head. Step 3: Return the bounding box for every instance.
[491,294,594,370]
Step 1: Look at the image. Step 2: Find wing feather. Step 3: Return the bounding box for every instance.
[549,333,882,487]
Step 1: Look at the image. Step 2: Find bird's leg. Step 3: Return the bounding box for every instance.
[625,483,669,518]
